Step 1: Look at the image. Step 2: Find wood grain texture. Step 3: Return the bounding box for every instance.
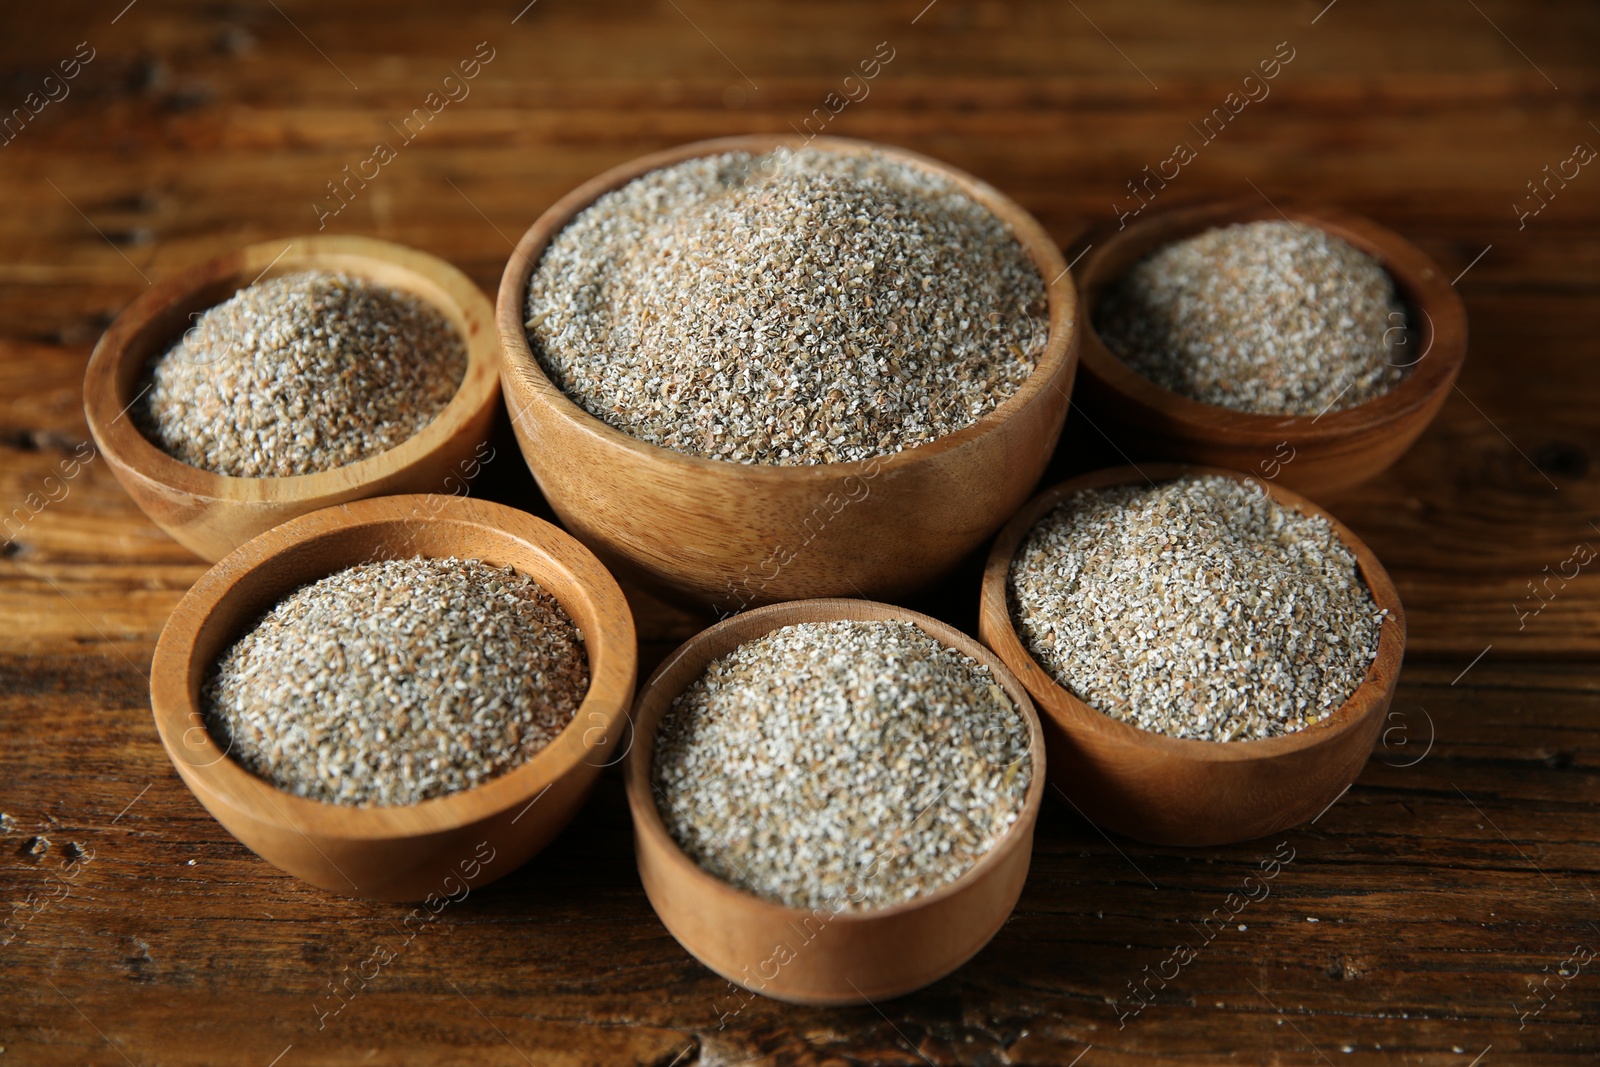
[497,134,1077,611]
[980,464,1404,847]
[3,0,1598,1063]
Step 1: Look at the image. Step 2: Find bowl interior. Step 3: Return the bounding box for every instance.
[497,133,1079,481]
[114,253,469,418]
[1078,200,1463,439]
[982,464,1406,763]
[91,235,499,498]
[627,597,1047,923]
[154,496,635,840]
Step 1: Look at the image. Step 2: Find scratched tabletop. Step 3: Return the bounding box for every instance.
[2,1,1598,1064]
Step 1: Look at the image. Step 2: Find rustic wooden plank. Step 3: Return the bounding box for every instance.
[3,0,1599,1061]
[3,661,1596,1063]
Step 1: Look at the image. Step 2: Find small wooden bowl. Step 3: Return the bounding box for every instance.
[84,235,502,561]
[149,495,637,902]
[498,134,1078,610]
[1073,199,1467,496]
[625,598,1046,1006]
[979,464,1404,847]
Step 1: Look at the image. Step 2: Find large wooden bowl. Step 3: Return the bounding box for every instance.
[149,495,637,902]
[497,134,1078,611]
[85,236,502,561]
[625,598,1046,1005]
[979,464,1404,847]
[1073,199,1467,496]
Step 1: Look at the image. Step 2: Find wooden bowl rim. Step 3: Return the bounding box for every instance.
[496,133,1078,483]
[624,597,1047,927]
[980,463,1406,763]
[149,494,637,841]
[84,235,501,501]
[1076,197,1467,445]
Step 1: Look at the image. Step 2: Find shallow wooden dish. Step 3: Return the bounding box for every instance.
[149,495,637,902]
[1073,199,1467,496]
[497,134,1078,611]
[625,598,1046,1006]
[84,235,502,561]
[979,464,1404,847]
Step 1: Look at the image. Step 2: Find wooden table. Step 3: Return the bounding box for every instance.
[3,1,1597,1063]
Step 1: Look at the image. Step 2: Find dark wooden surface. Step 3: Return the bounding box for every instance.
[3,2,1598,1063]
